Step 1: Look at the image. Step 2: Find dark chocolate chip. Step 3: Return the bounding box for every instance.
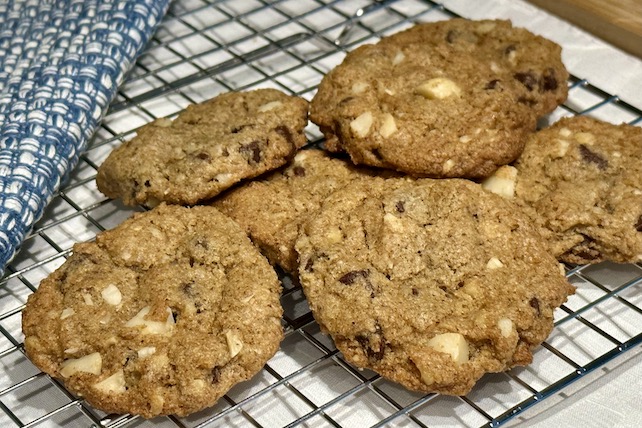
[578,144,608,170]
[144,180,151,187]
[446,30,458,43]
[485,79,500,90]
[211,366,221,384]
[304,257,314,272]
[541,68,558,91]
[231,124,250,134]
[355,326,385,361]
[514,71,538,91]
[635,215,642,232]
[239,140,262,164]
[339,270,369,285]
[529,297,541,316]
[411,287,418,296]
[275,125,295,149]
[293,166,306,177]
[195,152,210,161]
[517,96,537,106]
[504,44,516,56]
[395,201,405,213]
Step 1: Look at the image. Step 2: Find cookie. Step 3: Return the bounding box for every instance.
[96,89,309,206]
[296,178,573,396]
[310,19,568,178]
[379,19,568,116]
[508,116,642,264]
[213,149,386,274]
[22,204,283,418]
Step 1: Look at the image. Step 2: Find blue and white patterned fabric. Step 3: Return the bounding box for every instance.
[0,0,170,275]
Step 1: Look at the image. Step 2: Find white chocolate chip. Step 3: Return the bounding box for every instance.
[214,173,235,186]
[257,101,282,112]
[379,113,397,138]
[497,318,514,338]
[556,139,570,157]
[416,78,462,99]
[101,284,122,306]
[60,308,75,320]
[351,81,369,94]
[60,352,102,377]
[481,165,517,199]
[383,213,404,232]
[82,293,94,305]
[442,159,455,173]
[225,331,243,358]
[326,227,343,244]
[575,132,595,145]
[125,307,175,336]
[155,118,173,128]
[392,50,405,65]
[559,127,572,137]
[475,21,496,33]
[427,333,469,365]
[293,150,309,163]
[93,370,126,394]
[486,257,504,269]
[137,346,157,358]
[350,112,373,137]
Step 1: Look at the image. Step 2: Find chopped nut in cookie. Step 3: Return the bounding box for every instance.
[481,165,517,198]
[427,333,469,365]
[225,330,243,358]
[94,370,127,393]
[350,112,374,137]
[60,352,102,377]
[497,318,514,337]
[379,113,397,138]
[101,284,122,306]
[415,78,462,100]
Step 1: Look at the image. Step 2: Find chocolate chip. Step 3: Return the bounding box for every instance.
[221,147,229,157]
[635,215,642,232]
[395,201,405,213]
[211,366,221,384]
[275,125,295,149]
[411,287,418,296]
[171,308,179,323]
[355,326,385,361]
[485,79,500,90]
[514,71,538,91]
[239,140,262,164]
[529,297,540,316]
[504,44,516,56]
[578,144,608,170]
[195,152,210,161]
[304,257,314,272]
[541,68,558,91]
[230,124,250,134]
[293,166,306,177]
[144,180,151,187]
[446,30,458,43]
[339,270,369,285]
[517,96,537,106]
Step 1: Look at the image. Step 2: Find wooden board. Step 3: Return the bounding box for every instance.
[528,0,642,58]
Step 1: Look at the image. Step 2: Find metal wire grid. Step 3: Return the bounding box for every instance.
[1,0,641,427]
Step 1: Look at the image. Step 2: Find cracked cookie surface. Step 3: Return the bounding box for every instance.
[96,89,308,206]
[513,116,642,264]
[311,19,568,178]
[296,178,573,395]
[22,204,283,418]
[213,149,388,274]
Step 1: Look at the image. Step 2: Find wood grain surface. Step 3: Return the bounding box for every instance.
[528,0,642,58]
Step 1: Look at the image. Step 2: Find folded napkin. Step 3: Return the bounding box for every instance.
[0,0,170,275]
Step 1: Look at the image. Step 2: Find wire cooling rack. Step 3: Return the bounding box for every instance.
[2,0,642,427]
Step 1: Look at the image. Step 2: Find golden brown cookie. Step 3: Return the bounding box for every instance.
[296,178,573,396]
[310,19,568,178]
[510,116,642,264]
[96,89,308,206]
[22,204,283,418]
[213,149,388,274]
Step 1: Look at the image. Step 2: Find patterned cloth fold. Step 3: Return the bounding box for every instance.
[0,0,170,275]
